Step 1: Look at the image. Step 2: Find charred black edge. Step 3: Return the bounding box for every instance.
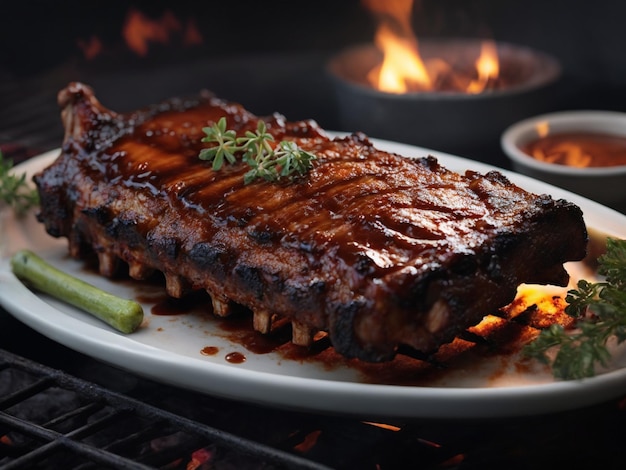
[328,299,396,362]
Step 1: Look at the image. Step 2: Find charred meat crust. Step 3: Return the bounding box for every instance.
[34,82,588,362]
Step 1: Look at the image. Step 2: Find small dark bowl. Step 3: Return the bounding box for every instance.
[501,110,626,210]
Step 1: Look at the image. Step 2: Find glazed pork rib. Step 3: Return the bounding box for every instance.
[34,82,587,362]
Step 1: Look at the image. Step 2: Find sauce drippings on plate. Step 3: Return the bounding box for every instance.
[521,131,626,167]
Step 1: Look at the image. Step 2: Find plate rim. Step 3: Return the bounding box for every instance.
[2,143,626,420]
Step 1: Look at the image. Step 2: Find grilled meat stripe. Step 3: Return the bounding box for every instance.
[33,82,588,362]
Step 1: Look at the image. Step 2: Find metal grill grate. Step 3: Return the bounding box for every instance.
[0,349,331,470]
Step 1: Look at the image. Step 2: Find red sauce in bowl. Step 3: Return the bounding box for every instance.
[521,131,626,167]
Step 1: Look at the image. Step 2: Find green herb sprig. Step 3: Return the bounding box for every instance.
[524,237,626,380]
[0,151,39,215]
[199,117,317,184]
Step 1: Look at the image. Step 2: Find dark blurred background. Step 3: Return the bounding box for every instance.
[1,0,625,166]
[3,4,626,468]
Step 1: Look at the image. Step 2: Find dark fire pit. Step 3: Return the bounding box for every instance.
[327,38,561,162]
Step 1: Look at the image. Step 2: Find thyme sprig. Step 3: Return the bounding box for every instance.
[524,237,626,380]
[199,117,316,184]
[0,151,39,215]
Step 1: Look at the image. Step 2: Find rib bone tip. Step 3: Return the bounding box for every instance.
[164,272,187,298]
[253,310,273,334]
[97,251,118,277]
[291,321,315,347]
[128,260,154,280]
[211,295,231,317]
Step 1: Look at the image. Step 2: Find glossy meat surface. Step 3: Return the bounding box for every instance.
[34,82,588,361]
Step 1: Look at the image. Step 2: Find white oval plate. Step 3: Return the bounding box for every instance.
[2,141,626,420]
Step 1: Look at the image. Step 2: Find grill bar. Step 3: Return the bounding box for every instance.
[0,349,332,470]
[0,412,155,470]
[0,376,54,409]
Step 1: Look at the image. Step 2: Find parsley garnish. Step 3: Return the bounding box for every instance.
[199,117,316,184]
[0,151,39,215]
[524,237,626,379]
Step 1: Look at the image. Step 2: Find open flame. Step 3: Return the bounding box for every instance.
[466,41,500,93]
[368,22,431,93]
[363,0,501,94]
[123,8,202,57]
[77,7,203,60]
[77,36,103,61]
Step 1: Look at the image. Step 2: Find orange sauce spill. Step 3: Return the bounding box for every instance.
[522,131,626,167]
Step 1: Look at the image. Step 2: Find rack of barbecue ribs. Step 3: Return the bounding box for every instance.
[33,82,587,362]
